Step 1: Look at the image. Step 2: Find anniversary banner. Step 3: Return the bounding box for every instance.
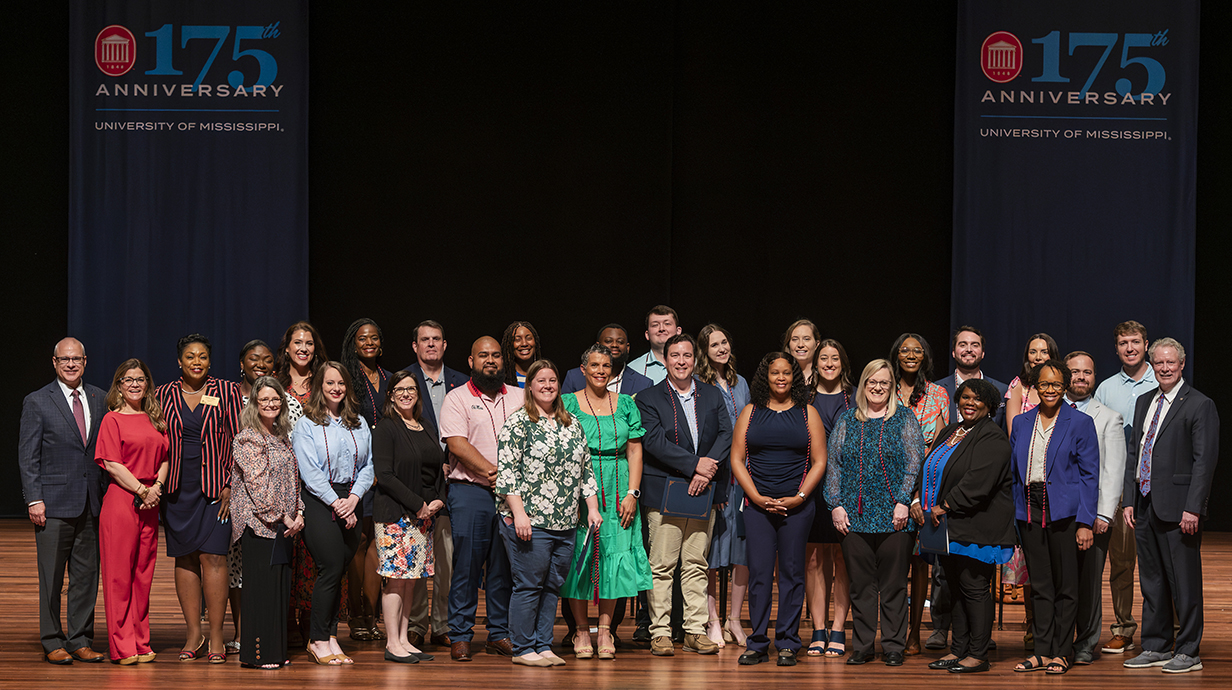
[69,0,308,385]
[952,1,1199,380]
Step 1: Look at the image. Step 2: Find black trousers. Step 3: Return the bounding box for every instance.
[938,554,994,659]
[1018,516,1078,659]
[301,485,361,641]
[1135,492,1204,657]
[241,527,291,666]
[1074,527,1112,658]
[841,530,911,655]
[35,508,99,653]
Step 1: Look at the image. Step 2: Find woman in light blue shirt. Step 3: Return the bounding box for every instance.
[293,361,374,665]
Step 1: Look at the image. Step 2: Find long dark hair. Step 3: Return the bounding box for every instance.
[1018,333,1060,383]
[818,338,854,394]
[749,352,810,408]
[501,320,542,384]
[340,317,383,387]
[381,370,423,423]
[696,323,739,388]
[275,321,329,389]
[889,332,935,408]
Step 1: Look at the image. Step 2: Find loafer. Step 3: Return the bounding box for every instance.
[924,630,948,650]
[429,633,451,648]
[485,638,515,657]
[777,649,798,666]
[928,657,961,669]
[406,631,424,648]
[450,641,472,662]
[46,649,73,665]
[70,647,106,663]
[682,633,719,655]
[1124,650,1172,669]
[884,651,904,666]
[384,649,419,664]
[950,659,990,673]
[651,636,675,656]
[1161,654,1203,674]
[847,650,875,665]
[1101,635,1134,654]
[738,650,768,665]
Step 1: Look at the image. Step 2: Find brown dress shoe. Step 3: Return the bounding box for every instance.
[46,649,73,665]
[407,631,424,648]
[430,633,452,647]
[70,647,106,663]
[451,640,472,662]
[485,638,515,657]
[1101,635,1134,653]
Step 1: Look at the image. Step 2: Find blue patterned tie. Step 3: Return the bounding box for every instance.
[1139,394,1166,496]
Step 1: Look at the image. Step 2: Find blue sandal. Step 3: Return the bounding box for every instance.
[824,630,846,657]
[807,629,829,656]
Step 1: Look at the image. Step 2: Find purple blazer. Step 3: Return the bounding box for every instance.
[1008,402,1100,526]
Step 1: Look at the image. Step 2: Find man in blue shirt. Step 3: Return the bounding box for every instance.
[627,305,682,385]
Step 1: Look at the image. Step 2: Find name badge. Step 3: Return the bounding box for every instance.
[201,395,220,407]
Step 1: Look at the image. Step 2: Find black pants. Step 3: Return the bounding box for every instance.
[35,509,99,653]
[301,485,361,641]
[1074,526,1112,658]
[938,554,994,659]
[1018,516,1078,659]
[841,530,911,655]
[1135,492,1204,657]
[241,527,291,666]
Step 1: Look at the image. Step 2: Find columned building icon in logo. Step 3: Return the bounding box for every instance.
[94,25,136,77]
[980,31,1023,83]
[100,34,130,66]
[986,41,1016,71]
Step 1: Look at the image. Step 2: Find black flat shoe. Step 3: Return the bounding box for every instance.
[847,650,875,665]
[384,649,419,664]
[777,649,797,667]
[884,651,904,666]
[929,657,961,669]
[950,659,990,674]
[410,651,434,661]
[738,650,769,665]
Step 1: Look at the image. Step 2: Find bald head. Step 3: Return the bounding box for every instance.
[52,337,87,387]
[469,336,505,394]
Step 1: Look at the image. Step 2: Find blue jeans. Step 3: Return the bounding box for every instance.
[499,519,574,655]
[446,482,511,642]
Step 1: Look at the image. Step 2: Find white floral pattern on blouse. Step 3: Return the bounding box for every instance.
[495,408,598,531]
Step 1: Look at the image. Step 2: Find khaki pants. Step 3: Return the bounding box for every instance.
[646,509,714,637]
[409,515,453,636]
[1106,507,1138,638]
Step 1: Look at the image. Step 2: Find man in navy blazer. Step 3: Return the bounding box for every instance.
[636,334,732,656]
[401,319,468,648]
[562,323,653,396]
[17,338,108,664]
[935,326,1008,428]
[1122,338,1218,674]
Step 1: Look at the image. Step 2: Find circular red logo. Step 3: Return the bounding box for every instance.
[980,31,1023,83]
[95,25,136,77]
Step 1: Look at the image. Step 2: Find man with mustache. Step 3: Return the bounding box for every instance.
[563,324,653,396]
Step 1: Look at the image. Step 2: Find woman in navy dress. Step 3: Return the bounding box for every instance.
[154,334,242,663]
[730,352,826,667]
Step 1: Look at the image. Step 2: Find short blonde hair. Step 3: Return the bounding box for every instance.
[854,359,898,422]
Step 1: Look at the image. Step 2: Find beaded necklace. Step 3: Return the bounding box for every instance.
[360,365,388,429]
[922,425,969,510]
[856,412,893,515]
[716,377,738,485]
[582,388,618,510]
[321,416,360,498]
[1026,414,1055,527]
[669,382,698,449]
[467,380,508,448]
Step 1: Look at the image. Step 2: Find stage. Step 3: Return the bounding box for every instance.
[2,519,1227,687]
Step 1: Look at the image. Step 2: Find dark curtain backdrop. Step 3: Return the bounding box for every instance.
[5,3,1231,528]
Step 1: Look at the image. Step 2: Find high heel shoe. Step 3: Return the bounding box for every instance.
[596,626,616,660]
[706,619,726,649]
[724,618,747,647]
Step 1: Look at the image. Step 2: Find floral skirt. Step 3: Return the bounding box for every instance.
[376,516,435,579]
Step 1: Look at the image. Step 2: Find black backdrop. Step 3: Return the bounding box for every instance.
[6,2,1231,528]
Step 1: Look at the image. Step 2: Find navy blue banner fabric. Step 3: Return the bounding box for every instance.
[952,1,1198,381]
[69,1,307,386]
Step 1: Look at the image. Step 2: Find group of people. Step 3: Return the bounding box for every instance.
[18,311,1216,675]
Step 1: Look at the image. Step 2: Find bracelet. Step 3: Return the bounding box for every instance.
[138,485,149,499]
[910,497,920,506]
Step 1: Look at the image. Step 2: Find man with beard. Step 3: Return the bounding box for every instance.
[439,337,525,661]
[628,306,683,385]
[563,324,653,396]
[1064,351,1126,665]
[936,326,1008,429]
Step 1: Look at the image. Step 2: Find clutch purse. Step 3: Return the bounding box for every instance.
[919,515,949,555]
[660,477,714,519]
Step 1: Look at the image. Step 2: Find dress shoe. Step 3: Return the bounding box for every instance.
[384,649,419,664]
[924,629,949,650]
[777,649,798,667]
[949,659,990,673]
[928,657,961,669]
[407,631,424,648]
[70,647,105,663]
[737,650,769,665]
[904,641,921,655]
[847,650,875,665]
[1101,635,1134,654]
[485,638,515,657]
[429,633,451,647]
[632,625,652,642]
[682,633,719,655]
[651,636,675,656]
[46,649,73,665]
[884,651,905,666]
[450,641,472,662]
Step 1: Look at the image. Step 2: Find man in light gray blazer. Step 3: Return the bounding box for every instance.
[1064,351,1126,665]
[18,338,108,664]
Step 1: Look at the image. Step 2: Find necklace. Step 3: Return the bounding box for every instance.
[923,426,968,510]
[181,380,206,395]
[582,388,617,509]
[321,417,360,498]
[856,414,892,516]
[742,404,811,508]
[669,382,698,448]
[1026,414,1054,527]
[401,415,423,431]
[467,380,508,449]
[360,366,388,428]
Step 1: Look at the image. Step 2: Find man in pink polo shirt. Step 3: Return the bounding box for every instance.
[440,336,525,661]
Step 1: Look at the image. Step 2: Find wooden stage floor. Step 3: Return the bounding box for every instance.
[1,518,1227,688]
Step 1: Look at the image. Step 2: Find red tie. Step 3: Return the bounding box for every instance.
[71,390,88,444]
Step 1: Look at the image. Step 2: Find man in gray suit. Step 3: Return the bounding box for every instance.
[1064,351,1126,665]
[18,338,108,664]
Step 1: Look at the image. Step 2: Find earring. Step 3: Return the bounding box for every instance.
[378,347,384,356]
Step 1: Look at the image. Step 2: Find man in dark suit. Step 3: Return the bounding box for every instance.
[1122,338,1217,674]
[18,338,108,664]
[636,334,732,656]
[401,319,468,649]
[562,323,653,396]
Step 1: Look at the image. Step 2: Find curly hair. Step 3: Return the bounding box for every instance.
[889,332,935,408]
[340,317,383,389]
[953,378,1002,422]
[695,323,739,388]
[501,320,542,385]
[749,352,810,408]
[275,321,329,390]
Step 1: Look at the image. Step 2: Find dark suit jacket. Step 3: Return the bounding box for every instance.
[562,365,652,397]
[371,416,446,522]
[636,379,733,508]
[18,380,109,518]
[1008,403,1100,526]
[404,362,469,435]
[935,370,1008,430]
[923,418,1015,547]
[1123,382,1219,521]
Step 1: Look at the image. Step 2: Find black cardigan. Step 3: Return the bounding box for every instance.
[372,415,446,523]
[921,417,1016,547]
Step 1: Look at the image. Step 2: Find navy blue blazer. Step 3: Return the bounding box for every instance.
[403,361,469,434]
[635,379,733,508]
[562,365,652,397]
[1008,403,1100,526]
[18,381,109,518]
[1123,382,1219,521]
[936,370,1008,430]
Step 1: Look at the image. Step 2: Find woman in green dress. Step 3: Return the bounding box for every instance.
[560,344,652,660]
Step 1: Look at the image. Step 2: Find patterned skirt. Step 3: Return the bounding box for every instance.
[375,516,435,579]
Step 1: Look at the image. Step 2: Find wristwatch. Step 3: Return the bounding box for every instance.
[797,492,807,500]
[627,489,641,499]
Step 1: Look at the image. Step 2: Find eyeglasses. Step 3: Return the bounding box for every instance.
[256,397,282,407]
[1036,381,1066,391]
[898,348,924,356]
[392,386,418,397]
[55,356,85,364]
[866,380,893,391]
[119,377,148,385]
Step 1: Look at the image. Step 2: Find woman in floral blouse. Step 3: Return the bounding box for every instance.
[496,360,601,668]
